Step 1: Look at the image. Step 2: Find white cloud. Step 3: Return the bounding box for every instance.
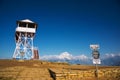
[102,53,120,59]
[77,54,89,60]
[40,55,58,60]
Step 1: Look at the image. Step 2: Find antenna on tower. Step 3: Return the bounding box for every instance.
[13,19,39,60]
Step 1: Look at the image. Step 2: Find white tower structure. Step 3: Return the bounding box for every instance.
[13,19,38,60]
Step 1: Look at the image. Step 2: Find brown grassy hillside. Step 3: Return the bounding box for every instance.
[0,59,120,80]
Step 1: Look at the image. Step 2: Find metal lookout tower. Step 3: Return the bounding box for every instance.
[13,19,39,60]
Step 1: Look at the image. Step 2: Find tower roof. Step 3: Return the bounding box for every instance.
[19,19,34,23]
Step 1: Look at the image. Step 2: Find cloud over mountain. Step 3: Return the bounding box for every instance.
[41,52,120,66]
[101,53,120,66]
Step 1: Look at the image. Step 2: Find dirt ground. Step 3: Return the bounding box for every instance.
[0,59,119,80]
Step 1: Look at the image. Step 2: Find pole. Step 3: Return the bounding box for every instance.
[95,64,99,80]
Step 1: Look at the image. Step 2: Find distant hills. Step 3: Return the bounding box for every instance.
[101,54,120,66]
[41,52,120,66]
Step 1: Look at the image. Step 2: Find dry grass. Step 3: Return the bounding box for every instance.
[0,59,120,80]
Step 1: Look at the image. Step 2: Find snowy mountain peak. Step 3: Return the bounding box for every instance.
[40,52,120,66]
[59,52,72,60]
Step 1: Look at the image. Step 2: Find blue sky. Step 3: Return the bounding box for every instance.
[0,0,120,59]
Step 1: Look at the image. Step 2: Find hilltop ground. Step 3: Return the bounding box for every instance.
[0,59,120,80]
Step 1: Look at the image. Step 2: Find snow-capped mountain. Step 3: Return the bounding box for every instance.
[41,52,91,64]
[58,52,73,60]
[41,52,120,66]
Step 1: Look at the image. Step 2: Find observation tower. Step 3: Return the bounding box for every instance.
[13,19,39,60]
